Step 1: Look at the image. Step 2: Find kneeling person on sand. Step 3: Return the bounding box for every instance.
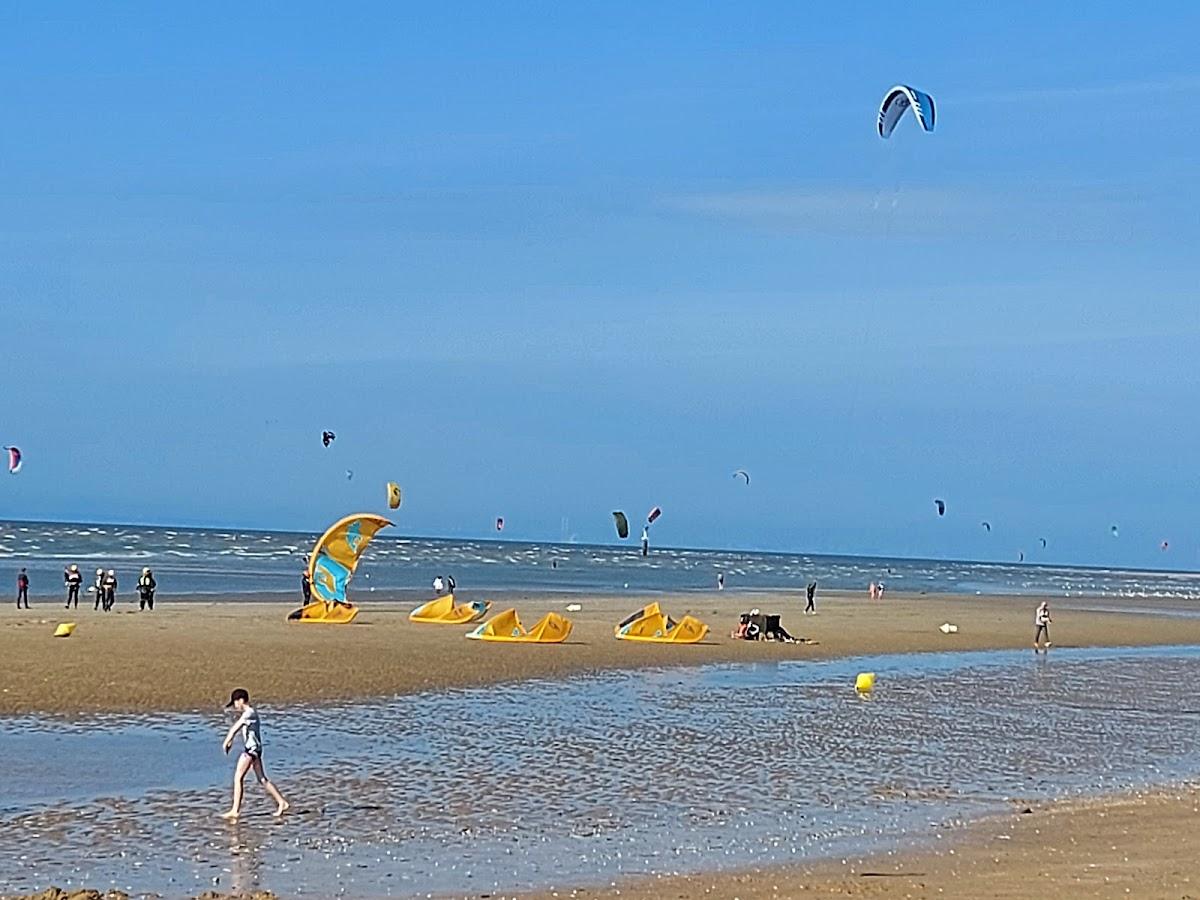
[221,688,289,820]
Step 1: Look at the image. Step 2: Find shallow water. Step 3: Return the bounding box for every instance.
[4,518,1200,600]
[1,645,1199,897]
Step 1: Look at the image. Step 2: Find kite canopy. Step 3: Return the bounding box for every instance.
[466,608,573,643]
[934,499,946,517]
[496,517,504,532]
[733,469,750,485]
[1039,537,1048,549]
[307,513,393,606]
[878,85,936,138]
[612,511,630,539]
[981,521,991,532]
[3,446,22,474]
[387,482,402,510]
[321,430,336,447]
[614,603,709,644]
[647,506,663,525]
[409,593,490,625]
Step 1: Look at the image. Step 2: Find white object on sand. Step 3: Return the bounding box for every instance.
[939,622,959,634]
[565,603,582,612]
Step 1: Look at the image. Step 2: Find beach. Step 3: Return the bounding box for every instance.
[4,590,1200,899]
[529,786,1200,900]
[3,590,1199,716]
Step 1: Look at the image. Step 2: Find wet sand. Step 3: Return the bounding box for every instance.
[538,785,1200,900]
[3,590,1200,716]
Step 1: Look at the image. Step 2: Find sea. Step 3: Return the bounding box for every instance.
[1,519,1199,600]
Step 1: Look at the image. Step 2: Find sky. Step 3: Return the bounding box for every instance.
[1,2,1198,568]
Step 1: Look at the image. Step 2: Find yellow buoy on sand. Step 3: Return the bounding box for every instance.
[855,672,876,693]
[53,623,77,638]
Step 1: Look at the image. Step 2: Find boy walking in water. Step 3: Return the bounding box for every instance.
[221,688,289,820]
[1034,601,1052,651]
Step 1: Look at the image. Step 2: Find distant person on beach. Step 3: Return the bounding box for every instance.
[805,581,818,614]
[717,572,725,591]
[1034,601,1052,651]
[868,581,877,600]
[102,569,117,611]
[64,564,82,609]
[16,568,30,609]
[93,569,105,610]
[432,575,445,595]
[137,567,157,611]
[877,581,886,599]
[221,688,289,821]
[641,527,649,558]
[446,574,456,594]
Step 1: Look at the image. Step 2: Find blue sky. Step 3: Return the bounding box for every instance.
[1,2,1198,567]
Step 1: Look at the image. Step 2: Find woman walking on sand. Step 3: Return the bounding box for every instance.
[221,688,289,820]
[1034,601,1052,651]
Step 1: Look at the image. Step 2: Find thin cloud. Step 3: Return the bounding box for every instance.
[663,184,1150,242]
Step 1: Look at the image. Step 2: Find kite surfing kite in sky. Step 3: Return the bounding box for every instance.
[878,85,936,139]
[387,482,401,510]
[733,470,750,486]
[934,499,945,517]
[981,521,991,532]
[322,430,336,447]
[3,447,20,474]
[612,511,630,539]
[496,517,504,532]
[647,506,662,526]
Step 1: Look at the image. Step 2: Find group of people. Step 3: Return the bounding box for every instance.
[13,566,158,610]
[867,580,887,600]
[431,574,457,595]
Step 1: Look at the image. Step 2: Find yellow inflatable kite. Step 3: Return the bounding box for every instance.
[465,608,573,643]
[614,602,709,644]
[408,593,491,625]
[288,513,392,624]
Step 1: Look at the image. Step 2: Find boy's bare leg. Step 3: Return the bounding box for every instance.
[252,757,289,816]
[222,753,252,820]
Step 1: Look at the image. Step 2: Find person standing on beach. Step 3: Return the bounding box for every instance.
[220,688,289,821]
[102,569,117,611]
[16,569,30,609]
[65,564,82,609]
[641,526,649,558]
[137,567,157,611]
[717,572,725,591]
[805,580,818,614]
[93,568,105,610]
[1034,601,1052,651]
[432,575,444,595]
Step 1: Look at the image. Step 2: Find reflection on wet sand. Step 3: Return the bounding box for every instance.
[2,645,1199,897]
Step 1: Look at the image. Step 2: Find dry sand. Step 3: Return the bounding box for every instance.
[2,590,1198,716]
[530,785,1200,900]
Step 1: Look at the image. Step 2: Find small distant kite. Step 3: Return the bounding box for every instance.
[878,85,936,139]
[3,446,21,474]
[387,482,402,510]
[647,506,663,526]
[733,470,750,486]
[1018,550,1025,562]
[1161,540,1170,552]
[934,499,945,517]
[1111,525,1120,538]
[345,470,354,481]
[322,431,336,447]
[980,521,991,532]
[612,511,630,539]
[496,517,504,532]
[1039,537,1048,549]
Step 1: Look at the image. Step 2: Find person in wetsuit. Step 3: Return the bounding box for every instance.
[65,564,82,609]
[16,569,30,609]
[137,567,157,611]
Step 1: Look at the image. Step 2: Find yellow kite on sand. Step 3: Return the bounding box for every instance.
[466,608,573,643]
[53,622,77,638]
[409,593,491,625]
[614,602,708,644]
[288,513,392,624]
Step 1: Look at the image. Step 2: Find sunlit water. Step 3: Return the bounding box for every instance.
[1,645,1198,896]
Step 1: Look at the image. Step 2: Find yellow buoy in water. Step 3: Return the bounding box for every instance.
[855,672,876,693]
[53,623,77,638]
